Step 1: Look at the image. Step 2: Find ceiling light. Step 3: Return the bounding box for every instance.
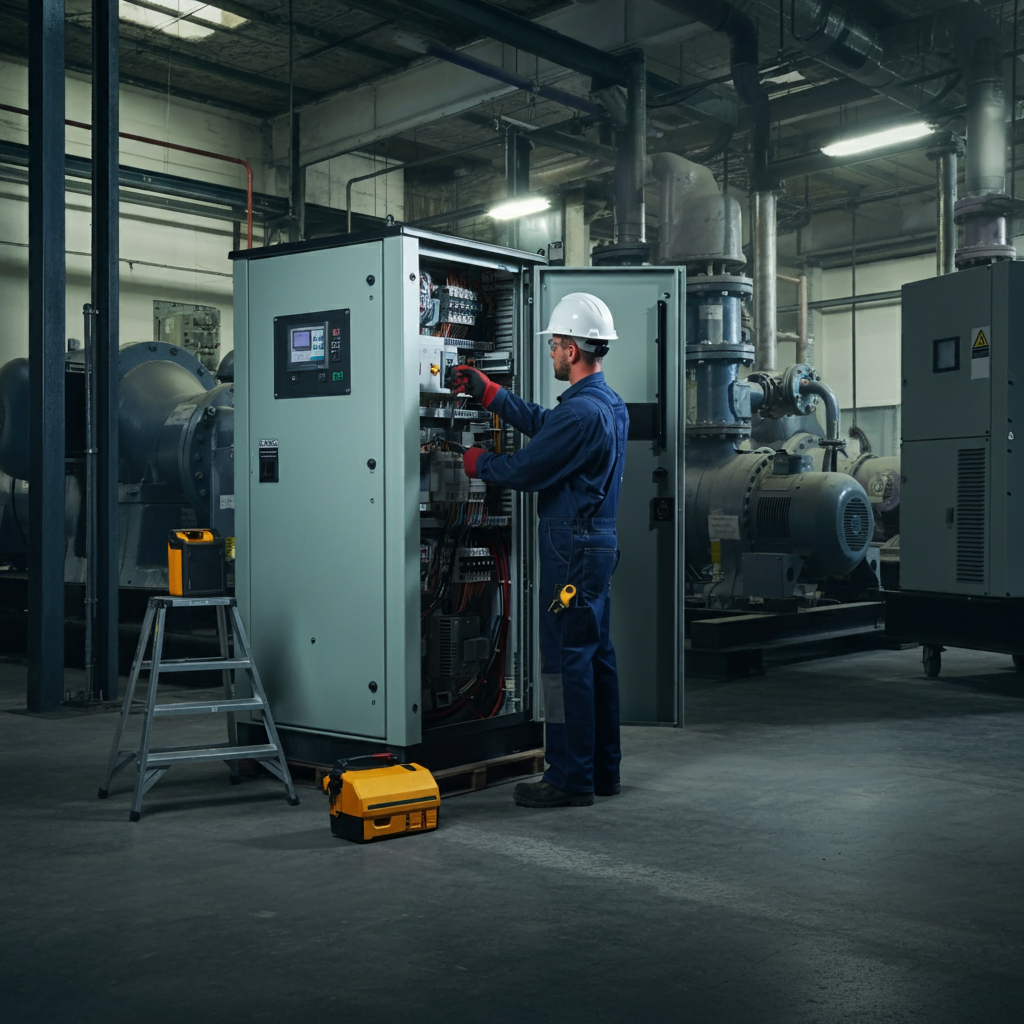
[488,196,551,220]
[119,2,247,40]
[821,121,932,157]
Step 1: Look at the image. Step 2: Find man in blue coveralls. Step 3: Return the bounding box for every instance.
[453,293,629,808]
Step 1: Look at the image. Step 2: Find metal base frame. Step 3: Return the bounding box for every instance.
[885,591,1024,656]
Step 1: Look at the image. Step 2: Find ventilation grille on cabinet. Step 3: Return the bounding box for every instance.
[756,497,791,540]
[842,495,872,552]
[956,448,987,583]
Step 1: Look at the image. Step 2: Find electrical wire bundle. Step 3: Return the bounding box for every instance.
[424,534,511,722]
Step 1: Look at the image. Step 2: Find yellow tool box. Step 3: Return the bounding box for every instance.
[167,529,226,596]
[322,753,440,843]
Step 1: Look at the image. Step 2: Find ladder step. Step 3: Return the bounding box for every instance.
[145,743,281,765]
[151,697,265,717]
[140,657,251,673]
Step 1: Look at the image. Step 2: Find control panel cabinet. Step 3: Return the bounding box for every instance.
[232,229,687,765]
[900,261,1023,597]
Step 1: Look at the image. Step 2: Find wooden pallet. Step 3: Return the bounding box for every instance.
[432,748,545,796]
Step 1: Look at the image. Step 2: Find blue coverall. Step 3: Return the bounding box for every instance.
[475,372,630,794]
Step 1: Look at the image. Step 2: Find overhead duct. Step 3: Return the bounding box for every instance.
[650,152,743,267]
[883,3,1014,266]
[652,0,771,188]
[788,1,1014,266]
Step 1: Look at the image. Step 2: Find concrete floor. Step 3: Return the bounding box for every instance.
[1,646,1022,1024]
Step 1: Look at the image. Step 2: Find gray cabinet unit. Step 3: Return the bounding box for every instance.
[230,228,686,765]
[887,260,1024,667]
[899,261,1022,597]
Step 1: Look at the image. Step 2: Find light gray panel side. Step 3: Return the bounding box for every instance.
[233,260,251,659]
[989,261,1024,597]
[901,269,992,442]
[246,243,387,740]
[901,437,990,595]
[382,234,422,747]
[534,266,683,724]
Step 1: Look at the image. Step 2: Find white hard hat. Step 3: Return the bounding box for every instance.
[538,292,618,351]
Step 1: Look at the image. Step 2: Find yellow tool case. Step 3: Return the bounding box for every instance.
[167,529,226,596]
[322,753,440,843]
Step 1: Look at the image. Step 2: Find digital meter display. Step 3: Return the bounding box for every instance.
[289,324,326,366]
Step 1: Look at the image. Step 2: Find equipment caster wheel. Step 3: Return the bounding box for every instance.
[129,810,141,822]
[287,795,301,806]
[1013,654,1024,672]
[923,645,943,678]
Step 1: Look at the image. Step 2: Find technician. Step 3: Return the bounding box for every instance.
[453,293,629,809]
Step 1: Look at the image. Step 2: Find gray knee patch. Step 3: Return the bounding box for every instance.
[541,672,565,724]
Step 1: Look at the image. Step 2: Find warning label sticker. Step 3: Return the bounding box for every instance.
[971,326,991,379]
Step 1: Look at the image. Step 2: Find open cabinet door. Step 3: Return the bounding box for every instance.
[532,266,685,725]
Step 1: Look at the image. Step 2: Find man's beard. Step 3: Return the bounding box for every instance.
[553,357,570,381]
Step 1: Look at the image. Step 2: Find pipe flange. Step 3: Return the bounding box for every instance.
[685,343,755,365]
[686,274,753,298]
[591,241,652,267]
[686,422,752,438]
[780,364,818,416]
[955,243,1017,269]
[117,340,211,385]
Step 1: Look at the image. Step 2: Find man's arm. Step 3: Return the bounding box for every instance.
[487,387,551,438]
[475,404,592,492]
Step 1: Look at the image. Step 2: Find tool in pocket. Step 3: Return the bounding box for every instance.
[548,584,577,615]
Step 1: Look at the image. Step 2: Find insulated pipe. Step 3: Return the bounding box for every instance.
[934,147,958,275]
[796,273,810,364]
[753,191,777,372]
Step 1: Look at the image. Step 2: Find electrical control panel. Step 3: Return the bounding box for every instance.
[273,307,351,399]
[900,260,1023,596]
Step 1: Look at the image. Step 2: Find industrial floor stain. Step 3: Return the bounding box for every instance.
[1,645,1021,1024]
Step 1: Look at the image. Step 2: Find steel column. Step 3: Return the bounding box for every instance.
[26,0,66,713]
[93,0,119,700]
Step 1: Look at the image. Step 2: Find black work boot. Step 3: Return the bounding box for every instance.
[513,781,594,808]
[595,782,621,796]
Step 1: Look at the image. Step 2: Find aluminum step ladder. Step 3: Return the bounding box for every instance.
[98,595,299,821]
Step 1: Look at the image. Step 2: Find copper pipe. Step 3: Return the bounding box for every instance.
[0,102,253,247]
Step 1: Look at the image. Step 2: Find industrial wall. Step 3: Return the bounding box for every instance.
[0,59,268,369]
[816,253,934,413]
[0,59,400,370]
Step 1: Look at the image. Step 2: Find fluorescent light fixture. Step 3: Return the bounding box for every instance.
[120,2,247,40]
[488,196,551,220]
[821,121,932,157]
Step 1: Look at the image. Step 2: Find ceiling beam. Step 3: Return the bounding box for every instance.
[278,0,709,167]
[203,0,408,69]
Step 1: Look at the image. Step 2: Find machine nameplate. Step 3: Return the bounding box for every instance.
[708,513,741,540]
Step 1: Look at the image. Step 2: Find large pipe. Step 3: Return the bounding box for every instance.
[933,147,958,275]
[753,191,777,372]
[652,0,771,187]
[800,378,841,471]
[616,53,647,246]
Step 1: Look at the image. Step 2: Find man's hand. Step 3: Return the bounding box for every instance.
[463,446,484,478]
[451,364,501,407]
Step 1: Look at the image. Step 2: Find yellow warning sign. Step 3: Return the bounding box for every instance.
[971,325,991,379]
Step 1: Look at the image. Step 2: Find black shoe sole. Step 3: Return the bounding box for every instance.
[514,792,594,808]
[595,784,621,796]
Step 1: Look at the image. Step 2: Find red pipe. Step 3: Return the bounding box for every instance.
[0,102,253,247]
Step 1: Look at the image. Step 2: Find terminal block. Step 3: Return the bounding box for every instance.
[453,546,494,583]
[428,451,487,504]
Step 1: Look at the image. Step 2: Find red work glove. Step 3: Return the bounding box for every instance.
[452,364,501,408]
[462,446,484,478]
